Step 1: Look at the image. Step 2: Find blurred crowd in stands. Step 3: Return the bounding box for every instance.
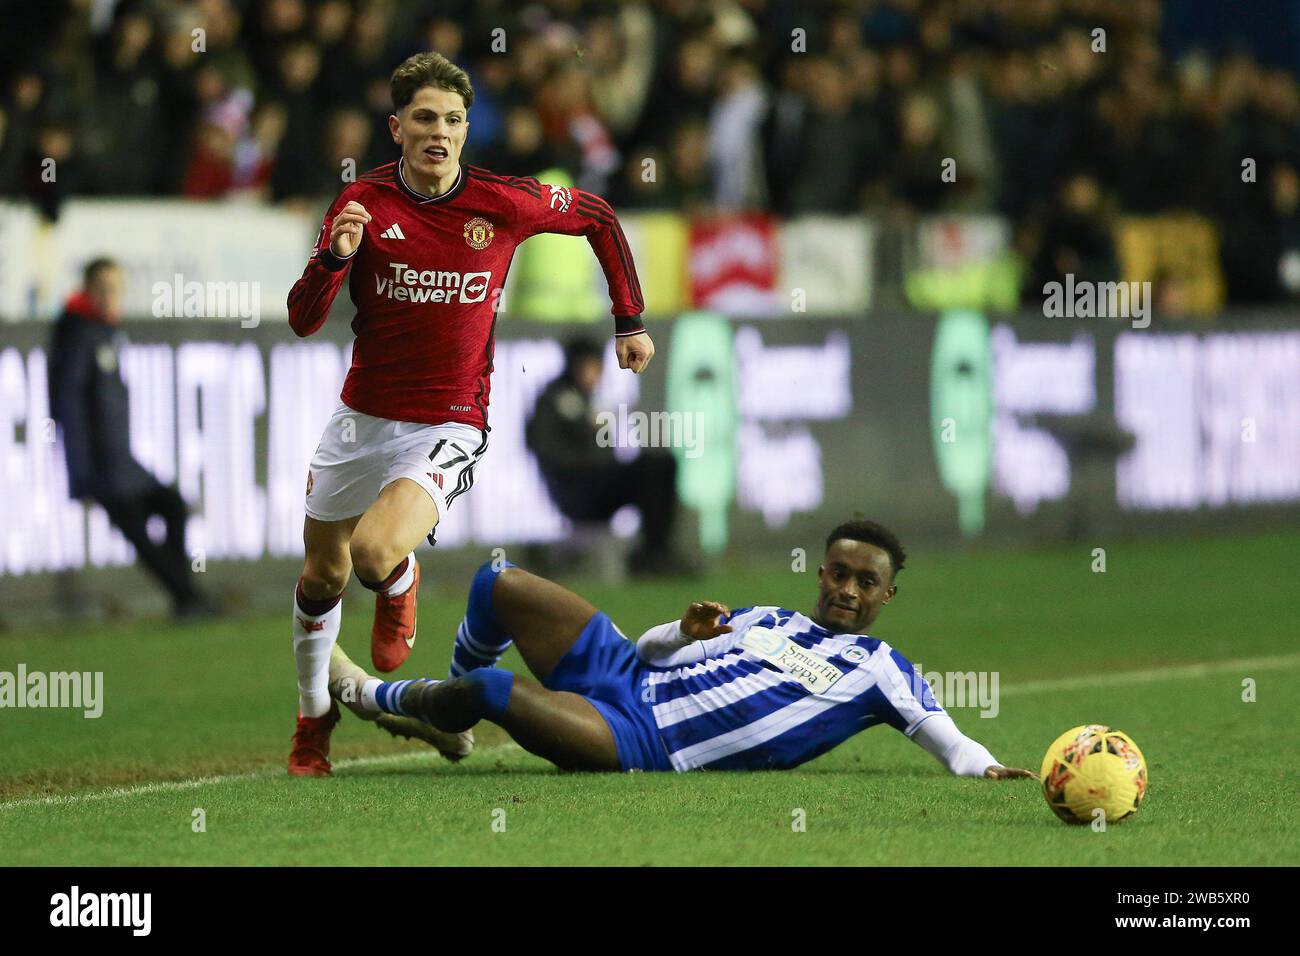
[3,0,1300,305]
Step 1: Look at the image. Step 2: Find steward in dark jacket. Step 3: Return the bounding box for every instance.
[48,258,216,618]
[525,338,684,575]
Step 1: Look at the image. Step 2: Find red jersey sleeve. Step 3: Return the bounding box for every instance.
[287,188,362,337]
[512,179,647,335]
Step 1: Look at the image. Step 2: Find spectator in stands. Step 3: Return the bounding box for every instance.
[526,338,686,577]
[889,91,953,214]
[20,117,81,221]
[0,72,46,196]
[584,6,656,143]
[773,55,883,215]
[614,117,713,212]
[181,59,257,198]
[709,51,769,211]
[482,104,561,178]
[1027,170,1120,302]
[934,44,999,212]
[91,7,163,195]
[47,258,220,620]
[322,106,372,188]
[230,100,286,197]
[10,0,1300,308]
[650,31,719,144]
[536,60,620,194]
[268,37,325,203]
[182,122,234,197]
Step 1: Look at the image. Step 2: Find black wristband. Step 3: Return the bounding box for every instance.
[320,246,356,272]
[614,314,645,336]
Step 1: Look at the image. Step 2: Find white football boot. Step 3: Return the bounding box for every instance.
[328,644,474,762]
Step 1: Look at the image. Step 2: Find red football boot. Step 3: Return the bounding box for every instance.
[288,701,340,777]
[371,559,419,672]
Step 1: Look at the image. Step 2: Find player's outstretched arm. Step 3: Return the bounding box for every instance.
[286,198,370,337]
[635,601,733,667]
[506,175,652,370]
[909,713,1035,779]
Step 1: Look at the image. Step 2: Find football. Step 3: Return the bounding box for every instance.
[1040,725,1148,825]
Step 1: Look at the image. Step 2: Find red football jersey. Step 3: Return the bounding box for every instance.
[287,160,646,429]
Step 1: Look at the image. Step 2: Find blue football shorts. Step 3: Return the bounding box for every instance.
[542,612,674,772]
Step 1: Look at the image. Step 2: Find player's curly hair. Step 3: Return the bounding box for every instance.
[391,52,475,112]
[825,520,907,576]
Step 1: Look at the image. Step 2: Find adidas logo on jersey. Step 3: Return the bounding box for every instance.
[380,223,406,240]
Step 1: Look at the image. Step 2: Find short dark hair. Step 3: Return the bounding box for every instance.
[824,520,906,577]
[390,52,474,112]
[564,337,603,372]
[83,257,119,286]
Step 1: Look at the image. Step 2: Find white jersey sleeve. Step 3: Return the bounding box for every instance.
[908,712,1000,777]
[635,621,709,668]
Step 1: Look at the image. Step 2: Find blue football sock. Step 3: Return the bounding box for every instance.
[375,671,513,725]
[449,559,516,678]
[463,668,514,721]
[374,679,431,717]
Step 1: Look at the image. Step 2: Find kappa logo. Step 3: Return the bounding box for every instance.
[380,222,406,240]
[740,627,845,695]
[296,616,325,632]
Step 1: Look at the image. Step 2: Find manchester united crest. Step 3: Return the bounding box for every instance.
[463,217,495,250]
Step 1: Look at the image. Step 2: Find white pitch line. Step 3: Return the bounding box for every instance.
[999,651,1300,697]
[0,749,495,812]
[1,654,1295,812]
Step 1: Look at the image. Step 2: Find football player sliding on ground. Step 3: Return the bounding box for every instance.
[284,51,652,776]
[326,520,1037,777]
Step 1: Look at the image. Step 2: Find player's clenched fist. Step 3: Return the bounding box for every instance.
[330,201,372,257]
[616,331,655,374]
[681,601,733,641]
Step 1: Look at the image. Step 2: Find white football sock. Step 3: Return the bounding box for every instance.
[293,592,343,718]
[360,678,383,714]
[386,552,417,597]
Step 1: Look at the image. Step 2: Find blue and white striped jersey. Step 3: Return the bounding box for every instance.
[640,606,945,771]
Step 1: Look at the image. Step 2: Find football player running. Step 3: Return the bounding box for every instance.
[285,52,651,776]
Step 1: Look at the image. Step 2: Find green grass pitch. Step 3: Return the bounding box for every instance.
[1,530,1297,866]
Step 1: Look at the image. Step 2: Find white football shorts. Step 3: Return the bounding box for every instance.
[304,402,488,538]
